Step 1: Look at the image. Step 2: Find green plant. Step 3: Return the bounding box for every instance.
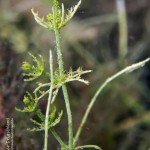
[16,0,150,150]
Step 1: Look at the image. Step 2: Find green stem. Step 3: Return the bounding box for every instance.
[75,145,102,150]
[54,29,73,149]
[51,128,65,146]
[44,50,54,150]
[74,58,150,145]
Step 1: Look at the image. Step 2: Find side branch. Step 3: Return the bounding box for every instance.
[74,58,150,145]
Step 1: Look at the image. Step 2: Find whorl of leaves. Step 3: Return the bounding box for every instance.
[28,107,63,132]
[22,53,45,81]
[31,0,81,30]
[16,92,36,112]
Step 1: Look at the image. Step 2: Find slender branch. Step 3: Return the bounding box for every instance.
[51,87,60,104]
[50,128,65,146]
[36,90,49,101]
[75,145,102,150]
[34,83,50,94]
[54,29,73,149]
[44,50,54,150]
[74,58,150,145]
[62,85,73,148]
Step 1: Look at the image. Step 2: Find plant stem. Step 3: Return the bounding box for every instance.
[44,50,54,150]
[75,145,102,150]
[54,29,73,149]
[50,128,65,146]
[74,58,150,145]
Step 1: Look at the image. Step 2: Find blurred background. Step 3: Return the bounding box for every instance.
[0,0,150,149]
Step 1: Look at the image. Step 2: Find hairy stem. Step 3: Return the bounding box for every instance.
[54,29,73,149]
[74,58,150,145]
[44,50,54,150]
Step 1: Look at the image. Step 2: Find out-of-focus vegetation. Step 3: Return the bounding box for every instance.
[0,0,150,150]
